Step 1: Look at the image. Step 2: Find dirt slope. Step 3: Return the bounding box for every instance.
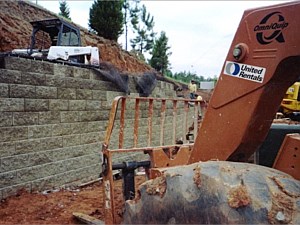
[0,0,153,74]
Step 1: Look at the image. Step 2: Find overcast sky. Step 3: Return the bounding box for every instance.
[32,0,289,78]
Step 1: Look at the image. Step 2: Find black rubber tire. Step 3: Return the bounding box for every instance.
[123,161,300,224]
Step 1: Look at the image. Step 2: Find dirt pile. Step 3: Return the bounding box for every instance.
[0,0,153,74]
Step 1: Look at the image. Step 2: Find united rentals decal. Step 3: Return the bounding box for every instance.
[254,12,289,45]
[224,61,266,83]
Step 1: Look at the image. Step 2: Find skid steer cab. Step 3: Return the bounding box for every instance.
[11,18,99,66]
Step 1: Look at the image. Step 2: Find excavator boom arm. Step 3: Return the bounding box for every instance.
[189,1,300,163]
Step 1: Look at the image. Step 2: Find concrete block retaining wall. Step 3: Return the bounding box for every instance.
[0,56,188,199]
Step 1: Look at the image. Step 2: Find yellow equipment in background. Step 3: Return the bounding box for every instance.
[281,82,300,113]
[280,82,300,120]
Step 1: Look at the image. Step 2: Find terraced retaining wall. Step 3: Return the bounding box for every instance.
[0,56,184,199]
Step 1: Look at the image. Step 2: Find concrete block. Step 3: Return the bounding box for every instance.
[49,99,69,111]
[3,56,32,72]
[48,145,85,161]
[66,154,101,171]
[64,156,89,171]
[40,136,63,151]
[0,98,24,112]
[28,124,52,139]
[0,69,22,84]
[80,132,102,144]
[15,139,41,154]
[0,142,15,157]
[77,79,95,89]
[36,86,57,99]
[45,75,66,87]
[60,111,80,123]
[0,126,28,142]
[92,90,107,100]
[30,60,54,74]
[21,72,46,86]
[17,161,65,184]
[0,83,9,97]
[1,154,30,172]
[63,134,81,147]
[13,112,39,126]
[93,80,120,91]
[86,100,102,110]
[84,142,100,154]
[69,122,86,134]
[64,77,81,89]
[53,63,74,77]
[16,167,42,183]
[73,67,90,79]
[28,152,54,168]
[87,121,105,133]
[39,111,60,124]
[0,112,13,127]
[69,100,86,110]
[57,87,76,99]
[76,88,93,100]
[100,101,112,110]
[31,175,58,191]
[52,123,69,136]
[25,99,49,111]
[52,123,85,136]
[47,148,66,162]
[62,164,101,186]
[9,84,36,98]
[80,111,105,122]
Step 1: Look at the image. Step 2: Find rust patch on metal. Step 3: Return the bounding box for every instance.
[268,192,293,224]
[272,176,300,198]
[145,175,166,198]
[193,166,201,188]
[227,185,251,208]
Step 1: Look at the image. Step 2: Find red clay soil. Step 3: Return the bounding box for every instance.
[0,176,145,224]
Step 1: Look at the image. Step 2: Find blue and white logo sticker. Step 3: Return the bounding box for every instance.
[224,61,266,83]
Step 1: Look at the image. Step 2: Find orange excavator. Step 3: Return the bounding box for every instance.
[76,1,300,224]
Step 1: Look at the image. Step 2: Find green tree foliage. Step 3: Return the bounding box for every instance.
[122,0,140,50]
[169,71,217,84]
[130,5,156,55]
[164,69,173,78]
[89,0,124,41]
[149,31,172,75]
[59,0,71,20]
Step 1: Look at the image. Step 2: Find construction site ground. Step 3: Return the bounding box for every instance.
[0,119,298,224]
[0,176,145,224]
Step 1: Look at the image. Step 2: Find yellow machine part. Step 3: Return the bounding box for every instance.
[281,82,300,114]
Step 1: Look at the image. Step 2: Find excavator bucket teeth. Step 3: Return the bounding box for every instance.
[123,161,300,224]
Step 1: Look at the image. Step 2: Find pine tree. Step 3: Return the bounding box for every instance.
[130,5,155,55]
[149,31,172,75]
[59,0,71,20]
[122,0,140,50]
[89,0,124,41]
